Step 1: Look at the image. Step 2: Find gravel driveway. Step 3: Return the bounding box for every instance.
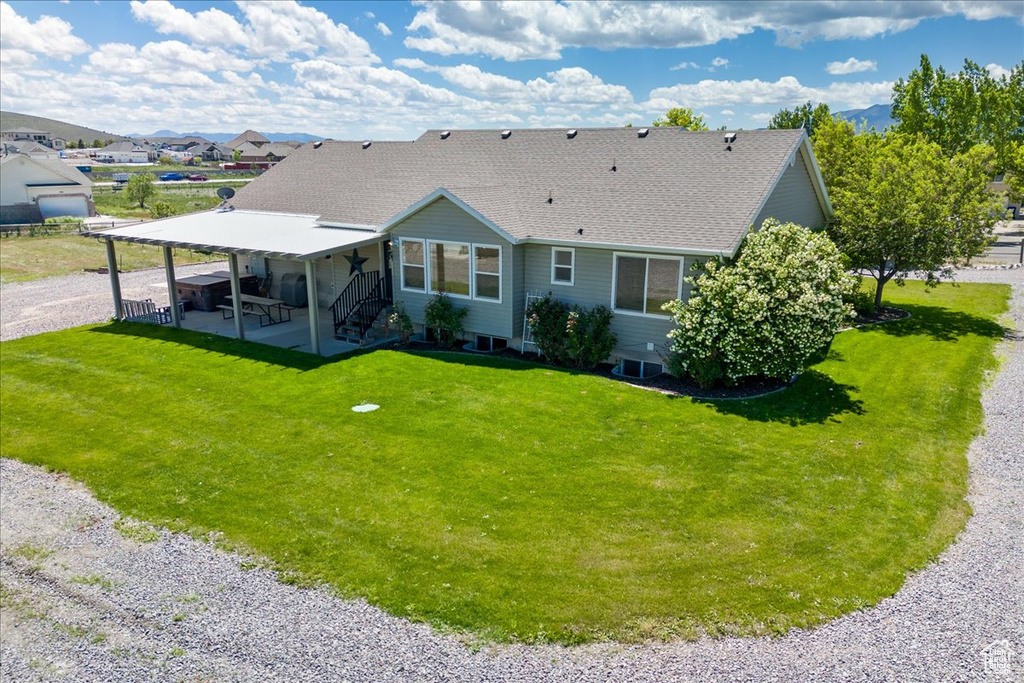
[1,269,1021,682]
[0,263,220,342]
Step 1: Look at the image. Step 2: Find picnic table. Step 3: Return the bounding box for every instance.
[219,294,293,327]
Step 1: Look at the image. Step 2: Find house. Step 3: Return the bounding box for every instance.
[198,142,233,162]
[3,140,60,159]
[224,129,270,150]
[95,141,150,164]
[1,152,95,223]
[85,127,830,361]
[233,141,296,164]
[0,128,52,147]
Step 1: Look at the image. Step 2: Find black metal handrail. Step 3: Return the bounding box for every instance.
[354,276,389,338]
[330,270,379,333]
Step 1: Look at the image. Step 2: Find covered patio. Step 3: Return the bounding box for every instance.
[83,208,389,355]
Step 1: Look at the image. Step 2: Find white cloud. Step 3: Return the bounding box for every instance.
[670,61,700,71]
[85,41,254,85]
[645,75,894,111]
[363,11,375,20]
[0,48,37,67]
[130,0,378,65]
[376,22,392,37]
[129,0,247,47]
[396,59,634,108]
[826,57,878,74]
[0,1,90,61]
[404,1,1022,60]
[720,109,735,116]
[711,57,729,67]
[986,62,1011,79]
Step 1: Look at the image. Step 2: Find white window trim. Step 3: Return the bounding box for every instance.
[610,252,684,318]
[550,247,575,286]
[473,243,503,303]
[427,240,473,300]
[398,238,427,293]
[410,239,501,303]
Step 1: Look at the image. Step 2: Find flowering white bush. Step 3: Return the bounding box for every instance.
[664,220,856,388]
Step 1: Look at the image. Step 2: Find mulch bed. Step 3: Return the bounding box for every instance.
[852,306,911,326]
[377,307,910,400]
[382,339,789,400]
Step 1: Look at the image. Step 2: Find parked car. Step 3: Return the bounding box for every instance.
[187,174,209,182]
[113,173,129,184]
[159,172,185,181]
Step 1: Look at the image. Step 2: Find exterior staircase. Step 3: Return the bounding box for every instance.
[330,270,392,344]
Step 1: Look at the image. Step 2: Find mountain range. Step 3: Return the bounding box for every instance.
[130,129,324,143]
[834,103,896,131]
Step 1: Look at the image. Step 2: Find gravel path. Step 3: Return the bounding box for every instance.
[0,263,221,342]
[1,269,1021,681]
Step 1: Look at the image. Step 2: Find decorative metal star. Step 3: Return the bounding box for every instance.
[344,248,369,275]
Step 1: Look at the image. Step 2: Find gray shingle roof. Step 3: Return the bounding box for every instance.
[230,127,815,253]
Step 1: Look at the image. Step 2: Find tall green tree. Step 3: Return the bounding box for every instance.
[767,101,832,138]
[892,55,1024,172]
[124,174,155,209]
[815,124,1002,310]
[653,107,708,130]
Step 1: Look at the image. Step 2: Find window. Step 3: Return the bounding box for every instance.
[613,254,681,316]
[429,241,471,297]
[400,239,425,291]
[474,245,501,301]
[551,248,574,285]
[618,359,664,378]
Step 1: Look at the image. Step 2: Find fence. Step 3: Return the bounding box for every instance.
[0,220,142,237]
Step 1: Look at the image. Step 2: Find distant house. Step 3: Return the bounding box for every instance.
[235,141,295,164]
[89,127,832,361]
[51,137,67,150]
[95,141,150,164]
[0,128,52,147]
[199,142,233,162]
[3,140,60,159]
[225,129,270,150]
[1,152,94,223]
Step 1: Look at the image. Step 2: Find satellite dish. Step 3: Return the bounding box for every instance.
[217,187,236,200]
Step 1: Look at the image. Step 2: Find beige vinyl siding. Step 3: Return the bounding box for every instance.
[261,246,382,307]
[522,244,688,364]
[389,197,515,339]
[753,148,827,230]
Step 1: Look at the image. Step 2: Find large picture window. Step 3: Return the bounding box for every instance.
[429,241,471,297]
[613,254,681,316]
[401,239,425,291]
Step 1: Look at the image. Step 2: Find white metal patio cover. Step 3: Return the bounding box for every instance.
[85,209,386,355]
[88,208,384,260]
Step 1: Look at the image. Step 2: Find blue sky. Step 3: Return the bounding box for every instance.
[1,1,1022,140]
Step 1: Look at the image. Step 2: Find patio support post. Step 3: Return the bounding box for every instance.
[305,259,321,355]
[228,253,245,341]
[104,239,123,320]
[162,246,181,327]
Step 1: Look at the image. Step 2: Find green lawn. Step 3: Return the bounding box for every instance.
[0,233,218,284]
[92,181,251,220]
[0,281,1009,643]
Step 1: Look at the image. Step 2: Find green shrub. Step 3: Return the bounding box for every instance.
[664,219,856,388]
[527,296,617,370]
[423,293,468,349]
[387,301,415,345]
[152,202,174,218]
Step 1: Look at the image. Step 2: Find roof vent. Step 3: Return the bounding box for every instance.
[313,141,323,149]
[637,128,649,138]
[566,129,578,139]
[723,132,737,144]
[440,130,451,140]
[361,140,372,149]
[501,130,512,139]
